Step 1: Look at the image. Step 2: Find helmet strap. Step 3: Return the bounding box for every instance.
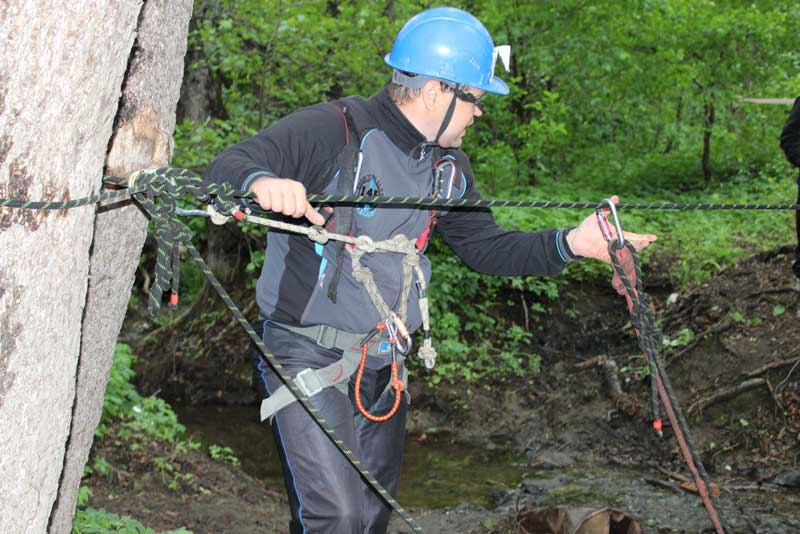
[434,92,458,145]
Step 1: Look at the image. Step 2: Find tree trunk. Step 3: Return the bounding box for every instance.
[176,14,227,124]
[663,93,683,154]
[48,1,193,532]
[702,97,716,182]
[0,1,191,532]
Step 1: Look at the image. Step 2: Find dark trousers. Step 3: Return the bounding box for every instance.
[795,182,800,279]
[252,321,407,534]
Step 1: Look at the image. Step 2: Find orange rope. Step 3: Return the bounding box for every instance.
[354,325,404,422]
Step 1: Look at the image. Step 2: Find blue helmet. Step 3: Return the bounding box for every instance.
[385,7,510,95]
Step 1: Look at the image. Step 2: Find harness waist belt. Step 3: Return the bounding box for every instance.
[281,323,388,357]
[259,323,405,422]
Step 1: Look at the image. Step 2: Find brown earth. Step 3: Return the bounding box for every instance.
[85,246,800,533]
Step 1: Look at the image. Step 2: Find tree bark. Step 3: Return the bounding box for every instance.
[0,2,143,531]
[47,2,193,533]
[0,1,191,532]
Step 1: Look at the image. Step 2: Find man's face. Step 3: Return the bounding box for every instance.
[437,87,485,148]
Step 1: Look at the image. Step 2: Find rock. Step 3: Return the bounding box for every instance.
[774,470,800,488]
[529,450,576,470]
[522,476,572,495]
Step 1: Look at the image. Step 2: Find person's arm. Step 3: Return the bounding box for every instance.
[204,103,347,224]
[436,153,656,274]
[780,97,800,168]
[435,154,579,277]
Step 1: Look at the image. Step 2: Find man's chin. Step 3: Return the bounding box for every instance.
[439,137,463,149]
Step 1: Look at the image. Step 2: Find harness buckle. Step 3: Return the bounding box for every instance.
[294,368,325,397]
[315,325,338,350]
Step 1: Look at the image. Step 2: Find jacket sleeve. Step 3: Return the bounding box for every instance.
[204,102,347,193]
[435,152,579,277]
[780,97,800,168]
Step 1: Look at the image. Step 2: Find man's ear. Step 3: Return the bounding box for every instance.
[421,79,441,111]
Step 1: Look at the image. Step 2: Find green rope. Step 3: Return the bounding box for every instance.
[303,195,800,211]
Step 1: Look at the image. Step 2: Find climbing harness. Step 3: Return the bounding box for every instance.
[598,199,731,534]
[4,166,799,533]
[238,206,437,421]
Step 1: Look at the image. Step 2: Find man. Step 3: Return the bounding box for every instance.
[205,7,656,533]
[780,96,800,301]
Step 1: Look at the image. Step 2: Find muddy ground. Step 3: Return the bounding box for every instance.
[86,246,800,533]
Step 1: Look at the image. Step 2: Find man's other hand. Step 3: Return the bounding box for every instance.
[249,177,325,226]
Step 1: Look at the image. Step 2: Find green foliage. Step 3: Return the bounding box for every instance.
[209,444,240,467]
[422,237,551,384]
[72,508,192,534]
[74,346,198,532]
[664,327,695,348]
[95,345,200,491]
[99,345,196,446]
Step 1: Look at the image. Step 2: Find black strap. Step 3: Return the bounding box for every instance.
[327,96,377,303]
[434,94,458,145]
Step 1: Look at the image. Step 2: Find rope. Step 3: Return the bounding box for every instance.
[302,195,800,212]
[354,324,405,422]
[608,240,731,534]
[0,167,424,532]
[2,171,799,213]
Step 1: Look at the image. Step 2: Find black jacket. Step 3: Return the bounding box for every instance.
[205,88,578,325]
[780,96,800,174]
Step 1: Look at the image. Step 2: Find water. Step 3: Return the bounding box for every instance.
[177,405,800,532]
[176,404,527,508]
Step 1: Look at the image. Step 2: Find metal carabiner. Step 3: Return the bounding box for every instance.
[388,313,412,355]
[595,198,625,247]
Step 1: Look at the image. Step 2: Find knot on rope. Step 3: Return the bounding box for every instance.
[354,235,376,253]
[417,339,437,370]
[308,226,330,244]
[129,167,241,317]
[403,250,420,268]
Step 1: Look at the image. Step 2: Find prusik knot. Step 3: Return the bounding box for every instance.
[354,235,376,253]
[308,225,330,244]
[403,251,420,268]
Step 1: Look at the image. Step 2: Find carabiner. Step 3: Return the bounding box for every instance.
[595,198,625,247]
[388,313,412,355]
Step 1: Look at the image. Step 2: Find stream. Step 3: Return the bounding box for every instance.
[177,405,800,533]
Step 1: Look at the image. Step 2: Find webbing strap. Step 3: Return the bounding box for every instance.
[260,348,362,421]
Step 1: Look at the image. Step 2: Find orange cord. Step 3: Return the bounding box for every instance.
[354,325,404,422]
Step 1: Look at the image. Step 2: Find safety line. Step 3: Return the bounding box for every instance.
[0,168,797,212]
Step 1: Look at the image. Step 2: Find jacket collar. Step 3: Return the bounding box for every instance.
[366,87,432,158]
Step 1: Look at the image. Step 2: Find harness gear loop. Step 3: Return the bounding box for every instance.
[355,322,406,422]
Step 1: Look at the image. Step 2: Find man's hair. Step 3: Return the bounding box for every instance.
[385,81,422,105]
[385,79,454,105]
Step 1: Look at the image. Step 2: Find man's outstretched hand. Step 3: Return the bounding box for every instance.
[566,196,657,263]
